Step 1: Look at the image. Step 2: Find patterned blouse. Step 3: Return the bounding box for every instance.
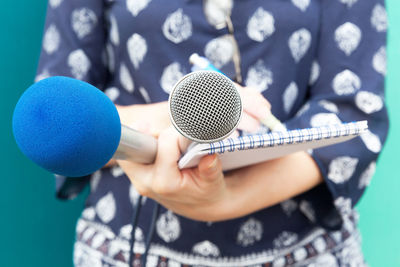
[36,0,388,266]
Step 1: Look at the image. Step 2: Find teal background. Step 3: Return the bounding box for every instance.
[0,1,398,266]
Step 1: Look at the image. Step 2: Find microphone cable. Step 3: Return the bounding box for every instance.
[129,196,161,267]
[129,195,143,267]
[142,202,160,266]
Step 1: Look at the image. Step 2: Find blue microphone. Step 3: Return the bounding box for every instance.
[12,76,157,177]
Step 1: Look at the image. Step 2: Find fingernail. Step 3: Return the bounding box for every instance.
[208,156,218,171]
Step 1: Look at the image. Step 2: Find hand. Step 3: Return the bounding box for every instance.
[116,101,170,137]
[104,102,170,167]
[235,84,272,133]
[117,126,231,222]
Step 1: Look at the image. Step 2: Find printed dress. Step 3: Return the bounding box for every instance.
[36,0,388,266]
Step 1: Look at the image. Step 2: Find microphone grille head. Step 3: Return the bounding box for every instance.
[169,71,242,143]
[12,76,121,177]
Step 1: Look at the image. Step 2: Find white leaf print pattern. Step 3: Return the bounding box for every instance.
[127,33,147,69]
[334,22,362,56]
[160,62,186,94]
[236,218,263,247]
[273,231,298,248]
[109,15,119,46]
[338,233,365,266]
[244,60,273,93]
[162,9,192,44]
[272,257,285,267]
[292,0,310,12]
[332,70,361,95]
[82,227,95,241]
[104,87,120,102]
[247,7,275,42]
[203,0,233,29]
[82,207,96,221]
[313,237,327,253]
[294,247,307,261]
[71,8,98,39]
[91,233,106,249]
[318,100,339,113]
[156,211,181,243]
[372,46,387,75]
[167,260,181,267]
[120,63,134,92]
[295,102,310,117]
[67,49,91,80]
[111,166,124,177]
[49,0,63,8]
[360,130,382,153]
[74,244,102,267]
[310,113,342,128]
[281,199,298,216]
[126,0,152,17]
[108,239,129,259]
[139,87,151,103]
[90,171,101,192]
[43,24,60,55]
[359,161,376,188]
[339,0,358,8]
[355,91,383,114]
[35,69,50,82]
[309,61,320,85]
[129,184,146,206]
[334,197,353,216]
[106,43,115,73]
[299,200,316,222]
[309,253,338,267]
[288,28,311,63]
[95,192,116,223]
[192,241,220,257]
[204,35,234,69]
[146,255,159,267]
[328,157,359,184]
[119,224,144,242]
[283,82,298,114]
[371,4,388,32]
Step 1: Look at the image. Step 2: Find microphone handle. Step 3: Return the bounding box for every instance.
[113,125,157,164]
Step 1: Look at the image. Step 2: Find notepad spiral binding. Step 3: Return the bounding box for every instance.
[207,121,368,155]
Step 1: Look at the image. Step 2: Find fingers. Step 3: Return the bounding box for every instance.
[236,83,271,121]
[197,154,223,182]
[155,126,182,166]
[238,112,261,132]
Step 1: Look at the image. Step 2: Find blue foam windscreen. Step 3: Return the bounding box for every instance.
[12,76,121,177]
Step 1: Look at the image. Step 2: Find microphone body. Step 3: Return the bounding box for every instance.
[114,125,157,163]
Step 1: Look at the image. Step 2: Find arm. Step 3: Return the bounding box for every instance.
[284,0,388,221]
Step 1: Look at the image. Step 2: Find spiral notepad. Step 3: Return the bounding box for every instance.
[178,121,368,171]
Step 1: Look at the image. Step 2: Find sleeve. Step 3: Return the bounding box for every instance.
[36,0,109,199]
[284,0,389,223]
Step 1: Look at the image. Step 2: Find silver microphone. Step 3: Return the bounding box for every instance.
[169,71,242,143]
[115,71,243,164]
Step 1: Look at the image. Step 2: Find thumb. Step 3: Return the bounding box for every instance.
[197,154,223,182]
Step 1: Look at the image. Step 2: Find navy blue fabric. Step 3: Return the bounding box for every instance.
[36,0,388,265]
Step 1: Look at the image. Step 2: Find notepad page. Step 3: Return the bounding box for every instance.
[178,121,368,171]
